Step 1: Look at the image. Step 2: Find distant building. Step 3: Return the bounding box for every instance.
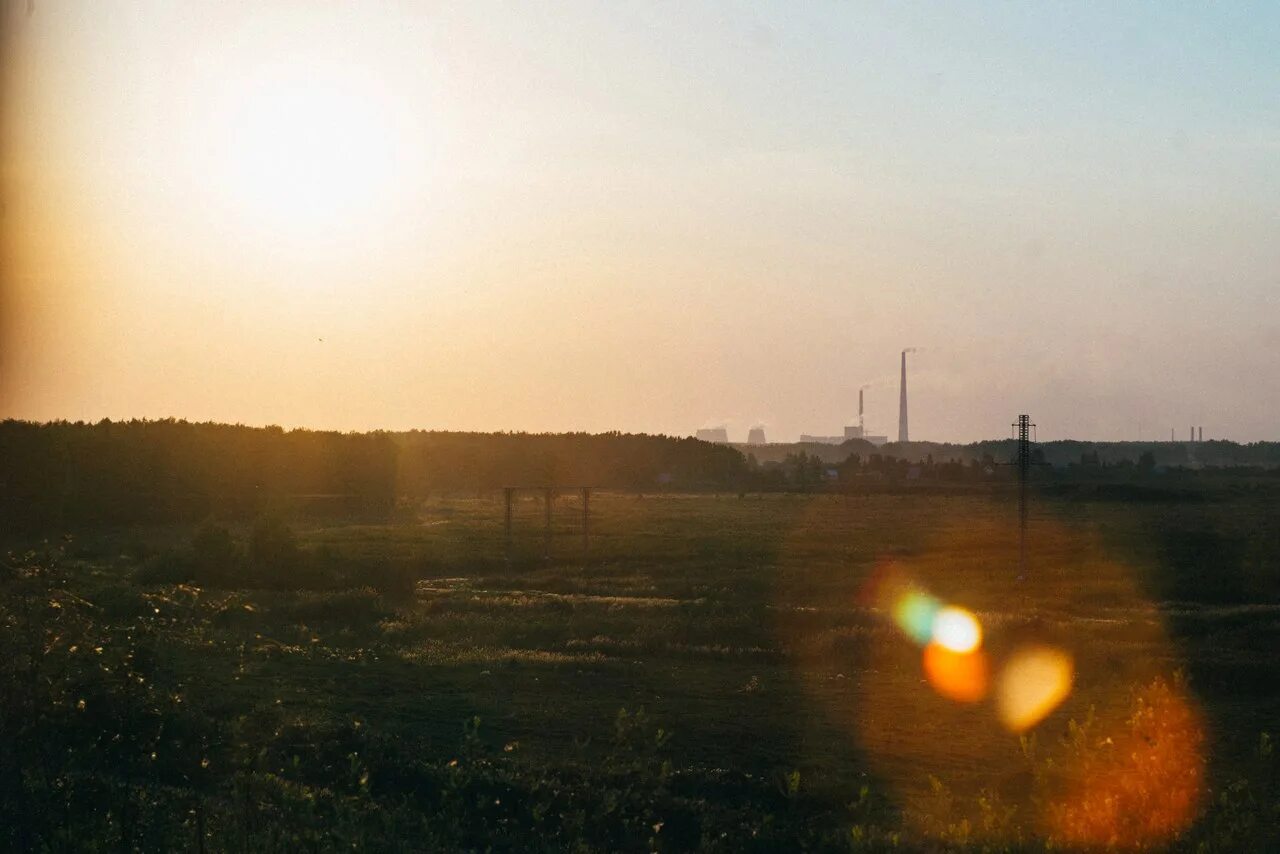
[839,427,890,448]
[747,426,767,445]
[798,432,889,447]
[799,434,845,445]
[696,427,730,443]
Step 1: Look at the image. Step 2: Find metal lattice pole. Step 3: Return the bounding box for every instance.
[1012,414,1035,581]
[504,488,513,558]
[581,487,590,564]
[543,488,554,560]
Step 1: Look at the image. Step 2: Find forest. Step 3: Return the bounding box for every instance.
[0,420,747,531]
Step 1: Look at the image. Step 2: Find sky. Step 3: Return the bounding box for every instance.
[2,1,1278,442]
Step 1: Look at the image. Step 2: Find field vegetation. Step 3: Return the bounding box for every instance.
[3,485,1278,850]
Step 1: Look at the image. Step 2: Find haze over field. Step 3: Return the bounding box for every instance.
[3,2,1278,441]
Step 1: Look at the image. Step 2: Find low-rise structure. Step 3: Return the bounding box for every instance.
[799,434,844,445]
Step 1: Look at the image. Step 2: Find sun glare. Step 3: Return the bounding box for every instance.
[210,67,404,240]
[931,606,982,654]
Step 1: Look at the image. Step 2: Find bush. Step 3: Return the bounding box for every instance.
[248,516,300,570]
[136,520,246,587]
[137,519,338,591]
[278,587,388,625]
[135,548,199,585]
[354,561,418,602]
[191,520,245,586]
[192,520,238,565]
[248,517,333,590]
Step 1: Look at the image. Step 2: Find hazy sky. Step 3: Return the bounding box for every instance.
[3,2,1278,442]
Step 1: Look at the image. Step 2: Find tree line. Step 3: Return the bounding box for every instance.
[0,420,749,531]
[5,419,1276,531]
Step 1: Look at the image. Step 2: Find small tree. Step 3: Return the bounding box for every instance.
[191,520,242,586]
[249,515,301,576]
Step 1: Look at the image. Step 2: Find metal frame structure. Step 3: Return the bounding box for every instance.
[1010,414,1038,581]
[503,486,593,562]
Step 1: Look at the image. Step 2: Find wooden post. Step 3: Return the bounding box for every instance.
[543,487,553,560]
[504,488,514,561]
[581,487,590,563]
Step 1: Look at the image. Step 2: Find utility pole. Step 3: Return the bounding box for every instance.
[543,488,554,560]
[504,488,514,561]
[1012,414,1036,582]
[581,487,591,564]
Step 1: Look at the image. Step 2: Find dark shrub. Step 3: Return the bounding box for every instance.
[247,517,332,590]
[191,520,244,585]
[136,521,245,587]
[279,587,388,625]
[357,561,418,602]
[192,520,237,565]
[249,516,300,569]
[135,548,198,585]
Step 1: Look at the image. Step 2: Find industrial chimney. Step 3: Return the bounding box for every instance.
[898,350,909,443]
[859,388,864,433]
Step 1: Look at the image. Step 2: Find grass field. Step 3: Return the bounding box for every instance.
[5,488,1279,850]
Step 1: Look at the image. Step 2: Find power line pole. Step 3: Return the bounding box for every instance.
[504,488,514,562]
[543,488,554,560]
[581,487,591,564]
[1012,414,1036,582]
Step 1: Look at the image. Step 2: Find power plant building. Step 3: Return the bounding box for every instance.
[844,425,888,446]
[799,434,845,445]
[704,354,905,449]
[695,427,730,444]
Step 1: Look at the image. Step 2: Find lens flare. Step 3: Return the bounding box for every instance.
[923,642,989,703]
[799,514,1206,850]
[1045,677,1204,848]
[892,590,941,645]
[932,606,982,653]
[996,645,1074,732]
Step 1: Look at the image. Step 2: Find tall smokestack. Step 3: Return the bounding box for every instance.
[898,350,909,443]
[1199,426,1203,442]
[859,388,864,432]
